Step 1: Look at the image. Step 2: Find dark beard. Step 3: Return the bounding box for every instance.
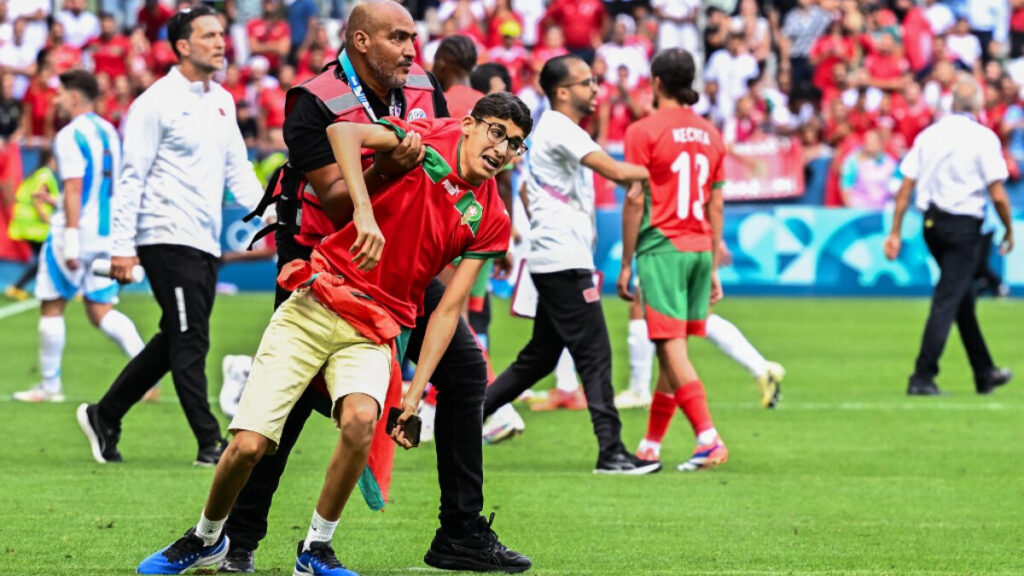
[366,51,408,92]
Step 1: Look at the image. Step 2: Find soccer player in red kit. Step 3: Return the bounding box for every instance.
[136,92,532,575]
[618,48,729,472]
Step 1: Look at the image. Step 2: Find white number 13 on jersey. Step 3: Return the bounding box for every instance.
[672,151,709,221]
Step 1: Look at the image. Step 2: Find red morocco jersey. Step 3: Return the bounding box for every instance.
[314,117,511,328]
[625,106,726,254]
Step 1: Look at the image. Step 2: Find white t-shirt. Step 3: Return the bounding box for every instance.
[704,49,759,119]
[55,10,100,49]
[925,3,955,35]
[595,42,649,88]
[0,40,37,99]
[523,110,601,273]
[946,32,982,68]
[900,114,1007,219]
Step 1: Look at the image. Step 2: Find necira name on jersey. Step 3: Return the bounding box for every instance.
[672,127,711,145]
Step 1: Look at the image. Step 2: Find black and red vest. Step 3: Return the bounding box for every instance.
[285,61,438,247]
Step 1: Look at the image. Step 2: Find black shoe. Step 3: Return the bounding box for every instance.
[195,438,227,467]
[976,367,1012,395]
[593,451,661,475]
[76,403,122,463]
[424,513,532,573]
[218,546,255,573]
[907,379,943,396]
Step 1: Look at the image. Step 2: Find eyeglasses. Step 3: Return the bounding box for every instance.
[473,116,528,158]
[560,76,599,89]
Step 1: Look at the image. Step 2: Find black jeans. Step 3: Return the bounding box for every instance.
[484,269,625,460]
[97,244,222,448]
[912,210,995,383]
[224,232,489,552]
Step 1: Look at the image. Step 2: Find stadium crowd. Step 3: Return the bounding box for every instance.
[4,0,1024,213]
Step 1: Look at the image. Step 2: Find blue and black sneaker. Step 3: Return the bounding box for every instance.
[294,540,359,576]
[137,527,229,574]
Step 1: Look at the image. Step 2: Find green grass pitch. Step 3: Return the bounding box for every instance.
[0,293,1021,575]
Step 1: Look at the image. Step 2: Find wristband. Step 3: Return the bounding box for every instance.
[63,228,80,261]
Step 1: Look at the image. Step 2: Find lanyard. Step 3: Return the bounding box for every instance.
[338,50,402,122]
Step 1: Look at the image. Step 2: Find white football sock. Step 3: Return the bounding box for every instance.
[637,438,661,458]
[195,512,225,546]
[39,316,65,393]
[98,309,144,357]
[305,510,338,549]
[705,314,767,377]
[554,349,579,392]
[627,319,654,395]
[697,427,719,446]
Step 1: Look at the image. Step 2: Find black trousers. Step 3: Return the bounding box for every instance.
[912,210,995,383]
[484,269,625,460]
[224,232,489,552]
[97,244,222,448]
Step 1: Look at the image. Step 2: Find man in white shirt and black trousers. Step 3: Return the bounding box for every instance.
[483,54,659,474]
[76,6,263,465]
[885,78,1014,396]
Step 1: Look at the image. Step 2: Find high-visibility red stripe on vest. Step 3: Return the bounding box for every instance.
[284,61,437,247]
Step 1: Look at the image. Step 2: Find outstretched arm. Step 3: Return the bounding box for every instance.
[325,122,403,270]
[392,257,486,448]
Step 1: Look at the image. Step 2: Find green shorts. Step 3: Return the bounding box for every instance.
[637,250,712,339]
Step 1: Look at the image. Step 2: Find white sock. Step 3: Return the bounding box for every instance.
[627,319,654,395]
[98,309,144,357]
[697,427,718,445]
[196,512,225,546]
[705,314,767,377]
[554,349,579,392]
[39,316,65,393]
[305,510,338,549]
[637,438,661,458]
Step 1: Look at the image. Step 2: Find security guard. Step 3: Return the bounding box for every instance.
[884,78,1014,396]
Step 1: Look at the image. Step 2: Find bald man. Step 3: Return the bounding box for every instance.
[220,1,530,574]
[885,79,1014,396]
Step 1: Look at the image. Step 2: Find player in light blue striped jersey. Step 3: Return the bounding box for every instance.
[13,70,143,405]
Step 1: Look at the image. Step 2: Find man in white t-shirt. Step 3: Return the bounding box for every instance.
[651,0,700,54]
[6,0,48,56]
[704,32,760,121]
[482,54,660,475]
[884,79,1014,396]
[0,17,38,100]
[55,0,100,49]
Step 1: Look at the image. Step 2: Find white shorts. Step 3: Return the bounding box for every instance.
[34,238,119,304]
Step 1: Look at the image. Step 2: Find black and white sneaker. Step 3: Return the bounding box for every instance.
[195,438,227,467]
[424,513,532,573]
[76,403,122,463]
[594,451,661,475]
[218,546,255,573]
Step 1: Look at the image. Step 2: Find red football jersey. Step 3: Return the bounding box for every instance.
[315,117,511,327]
[625,106,726,254]
[445,84,486,118]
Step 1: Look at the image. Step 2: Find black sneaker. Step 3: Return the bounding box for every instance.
[76,403,122,463]
[594,451,661,475]
[218,546,255,573]
[976,367,1012,395]
[195,438,227,467]
[294,539,353,575]
[424,513,532,573]
[907,379,943,396]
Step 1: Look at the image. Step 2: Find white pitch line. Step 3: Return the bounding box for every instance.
[0,298,37,320]
[714,401,1010,411]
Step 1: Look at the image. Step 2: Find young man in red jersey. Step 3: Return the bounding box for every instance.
[618,48,729,472]
[136,92,533,576]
